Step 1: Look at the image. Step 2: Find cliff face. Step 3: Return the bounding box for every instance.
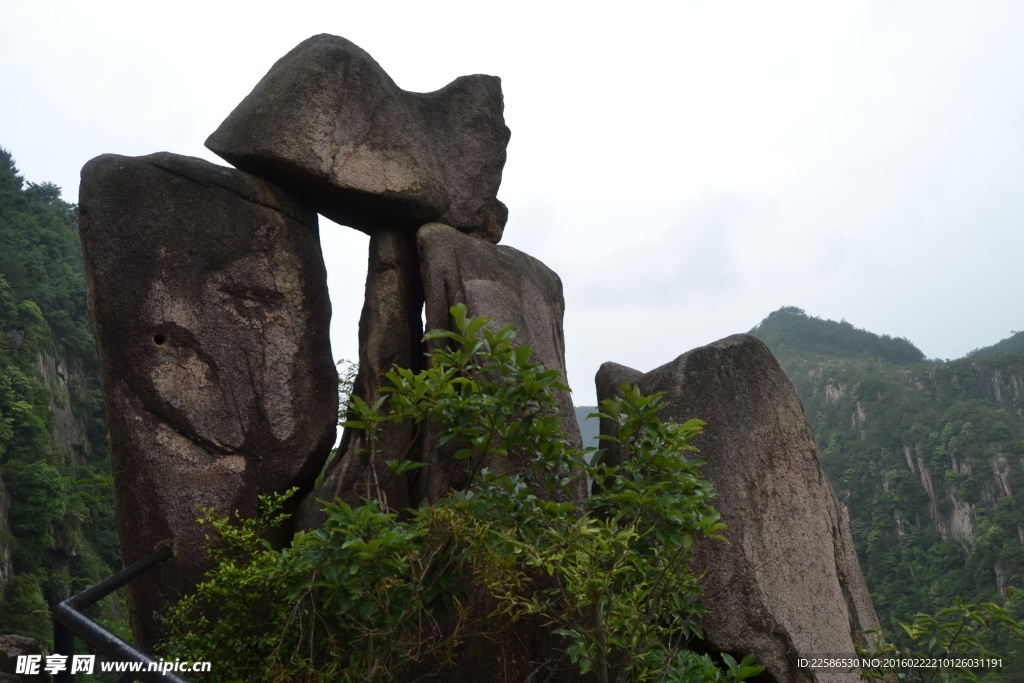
[811,360,1024,548]
[0,481,12,590]
[750,307,1024,640]
[37,351,93,465]
[0,148,120,643]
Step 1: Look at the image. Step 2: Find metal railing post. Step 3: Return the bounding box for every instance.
[51,544,193,683]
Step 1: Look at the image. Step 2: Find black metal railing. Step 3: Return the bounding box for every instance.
[52,544,193,683]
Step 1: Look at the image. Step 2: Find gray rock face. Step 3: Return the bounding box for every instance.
[604,335,879,683]
[207,34,510,243]
[79,152,337,647]
[416,222,585,503]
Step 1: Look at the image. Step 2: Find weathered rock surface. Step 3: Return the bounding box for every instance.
[0,634,47,682]
[603,335,880,683]
[207,34,511,243]
[298,227,424,527]
[416,222,585,504]
[79,152,337,647]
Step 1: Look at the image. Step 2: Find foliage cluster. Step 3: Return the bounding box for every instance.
[166,305,763,683]
[750,307,1024,672]
[0,148,119,643]
[857,589,1024,683]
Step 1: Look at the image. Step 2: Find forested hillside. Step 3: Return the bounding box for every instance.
[0,148,120,642]
[750,307,1024,643]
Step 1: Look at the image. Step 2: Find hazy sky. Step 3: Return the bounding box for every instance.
[4,1,1023,404]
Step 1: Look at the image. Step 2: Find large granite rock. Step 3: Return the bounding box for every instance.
[79,152,337,647]
[416,222,586,504]
[207,34,510,243]
[601,335,880,683]
[298,227,424,527]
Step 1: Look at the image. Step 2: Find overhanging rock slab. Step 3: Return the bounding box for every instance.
[207,34,511,242]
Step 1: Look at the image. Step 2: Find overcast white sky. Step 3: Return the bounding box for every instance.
[3,1,1023,404]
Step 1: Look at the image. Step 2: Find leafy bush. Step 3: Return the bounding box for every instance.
[166,305,762,683]
[0,573,50,641]
[858,589,1024,682]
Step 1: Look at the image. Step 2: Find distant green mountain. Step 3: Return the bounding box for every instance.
[750,306,1024,654]
[748,305,925,364]
[0,148,120,643]
[967,330,1024,360]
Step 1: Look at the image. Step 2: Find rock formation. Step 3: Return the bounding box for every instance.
[206,34,510,243]
[416,222,585,503]
[597,335,880,683]
[301,220,587,523]
[75,32,886,683]
[79,152,337,646]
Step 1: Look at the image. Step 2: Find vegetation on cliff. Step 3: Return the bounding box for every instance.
[0,148,120,642]
[750,306,1024,675]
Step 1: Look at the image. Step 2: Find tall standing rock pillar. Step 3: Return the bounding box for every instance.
[79,152,337,647]
[598,336,880,683]
[416,222,586,504]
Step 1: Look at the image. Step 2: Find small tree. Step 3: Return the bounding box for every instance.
[166,305,762,683]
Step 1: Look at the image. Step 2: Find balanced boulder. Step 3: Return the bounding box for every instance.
[79,152,337,646]
[207,34,511,242]
[599,335,880,683]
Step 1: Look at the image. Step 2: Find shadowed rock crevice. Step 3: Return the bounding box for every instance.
[298,227,426,526]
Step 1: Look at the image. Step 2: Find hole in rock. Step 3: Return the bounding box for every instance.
[153,333,167,345]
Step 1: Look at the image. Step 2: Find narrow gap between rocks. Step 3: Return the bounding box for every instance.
[319,215,370,450]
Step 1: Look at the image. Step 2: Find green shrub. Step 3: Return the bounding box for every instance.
[858,590,1024,682]
[166,305,762,683]
[0,573,51,642]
